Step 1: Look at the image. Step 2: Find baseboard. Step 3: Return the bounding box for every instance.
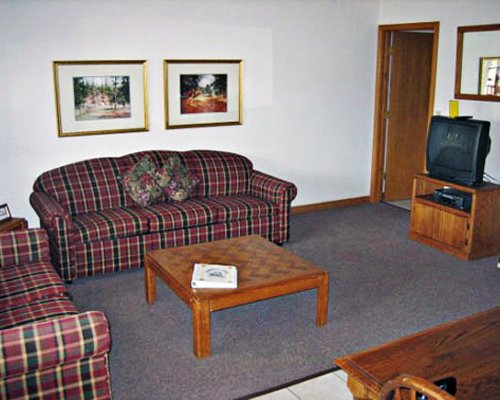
[291,196,370,215]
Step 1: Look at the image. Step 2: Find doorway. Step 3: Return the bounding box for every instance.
[370,22,440,205]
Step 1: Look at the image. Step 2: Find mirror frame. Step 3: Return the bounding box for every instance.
[455,23,500,102]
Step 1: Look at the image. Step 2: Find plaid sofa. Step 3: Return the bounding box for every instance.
[30,150,297,281]
[0,229,112,399]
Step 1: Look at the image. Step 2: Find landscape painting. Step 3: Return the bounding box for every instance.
[73,76,131,120]
[53,60,148,136]
[180,74,227,114]
[164,59,242,129]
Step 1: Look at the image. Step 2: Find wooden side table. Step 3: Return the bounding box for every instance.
[335,306,500,400]
[0,217,28,233]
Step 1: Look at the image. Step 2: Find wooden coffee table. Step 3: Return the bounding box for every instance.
[144,235,329,358]
[335,306,500,400]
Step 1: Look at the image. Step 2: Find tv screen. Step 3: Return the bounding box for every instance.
[426,116,491,186]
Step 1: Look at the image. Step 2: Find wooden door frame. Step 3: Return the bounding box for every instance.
[369,21,440,203]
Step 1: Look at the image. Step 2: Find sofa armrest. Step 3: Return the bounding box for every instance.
[29,192,73,232]
[250,170,297,206]
[250,170,297,243]
[0,311,110,379]
[30,192,75,280]
[0,229,50,268]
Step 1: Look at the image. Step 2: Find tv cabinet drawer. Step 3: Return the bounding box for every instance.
[411,202,469,249]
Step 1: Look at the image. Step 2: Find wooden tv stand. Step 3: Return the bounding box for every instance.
[409,173,500,260]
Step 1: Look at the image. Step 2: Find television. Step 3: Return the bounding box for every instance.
[426,116,491,187]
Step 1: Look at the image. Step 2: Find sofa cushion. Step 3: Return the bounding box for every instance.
[0,229,50,268]
[201,195,277,222]
[146,200,219,232]
[156,154,198,202]
[73,207,151,242]
[0,262,68,309]
[33,158,126,215]
[182,150,253,197]
[121,156,164,206]
[0,297,78,330]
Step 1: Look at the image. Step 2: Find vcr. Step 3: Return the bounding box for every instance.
[432,187,472,211]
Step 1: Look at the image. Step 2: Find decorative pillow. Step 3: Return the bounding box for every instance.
[121,156,164,206]
[157,154,198,202]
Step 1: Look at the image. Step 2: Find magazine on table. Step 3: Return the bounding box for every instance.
[191,263,238,289]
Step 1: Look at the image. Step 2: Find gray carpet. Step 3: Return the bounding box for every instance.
[68,203,500,400]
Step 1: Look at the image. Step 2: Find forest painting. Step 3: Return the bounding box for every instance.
[180,74,227,114]
[73,75,131,120]
[54,60,147,136]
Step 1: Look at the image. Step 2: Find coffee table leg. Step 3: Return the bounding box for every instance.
[144,261,157,305]
[316,273,329,326]
[192,300,211,358]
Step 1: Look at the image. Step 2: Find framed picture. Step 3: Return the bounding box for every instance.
[479,56,500,96]
[53,60,149,136]
[164,59,242,129]
[0,204,11,222]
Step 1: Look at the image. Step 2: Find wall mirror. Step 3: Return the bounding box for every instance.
[455,24,500,102]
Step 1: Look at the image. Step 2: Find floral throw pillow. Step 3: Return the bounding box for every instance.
[121,156,164,206]
[156,154,198,202]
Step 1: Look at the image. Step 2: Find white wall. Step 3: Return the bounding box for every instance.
[2,0,499,229]
[0,0,378,227]
[379,0,500,183]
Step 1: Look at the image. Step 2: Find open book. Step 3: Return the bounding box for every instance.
[191,263,238,289]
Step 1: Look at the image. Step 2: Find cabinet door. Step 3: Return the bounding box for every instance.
[411,202,469,250]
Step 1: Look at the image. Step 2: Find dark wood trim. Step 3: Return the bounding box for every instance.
[370,21,440,203]
[291,196,370,215]
[454,25,465,101]
[455,24,500,102]
[369,25,391,203]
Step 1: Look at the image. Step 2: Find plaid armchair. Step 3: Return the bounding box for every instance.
[0,229,112,399]
[30,150,297,281]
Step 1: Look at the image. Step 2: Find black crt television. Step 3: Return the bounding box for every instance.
[426,116,491,187]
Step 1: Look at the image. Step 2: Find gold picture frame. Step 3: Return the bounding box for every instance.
[53,60,149,137]
[164,59,242,129]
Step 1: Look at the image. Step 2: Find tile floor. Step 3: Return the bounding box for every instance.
[385,199,412,211]
[251,370,352,400]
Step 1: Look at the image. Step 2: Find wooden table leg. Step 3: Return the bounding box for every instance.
[316,272,329,326]
[192,299,211,358]
[144,260,157,305]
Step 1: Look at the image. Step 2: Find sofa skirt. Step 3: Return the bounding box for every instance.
[69,218,280,279]
[1,355,112,400]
